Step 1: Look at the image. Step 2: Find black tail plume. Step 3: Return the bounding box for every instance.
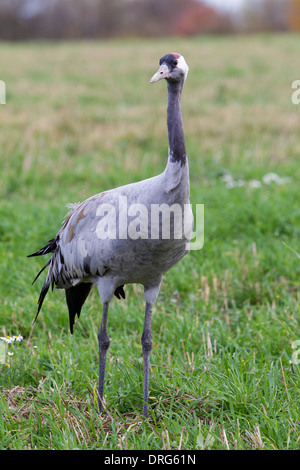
[29,238,57,325]
[31,259,51,285]
[27,238,57,258]
[32,280,51,326]
[66,283,93,334]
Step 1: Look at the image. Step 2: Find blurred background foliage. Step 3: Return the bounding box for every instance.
[0,0,298,41]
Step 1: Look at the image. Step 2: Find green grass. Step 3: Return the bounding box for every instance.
[1,34,300,450]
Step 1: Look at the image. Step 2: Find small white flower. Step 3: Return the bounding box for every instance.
[0,334,24,344]
[7,352,14,356]
[14,335,23,342]
[221,174,246,189]
[263,172,291,185]
[0,337,14,344]
[221,174,234,183]
[249,179,262,189]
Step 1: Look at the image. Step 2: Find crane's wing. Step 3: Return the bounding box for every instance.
[28,190,127,330]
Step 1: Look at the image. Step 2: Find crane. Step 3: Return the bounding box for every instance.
[29,53,193,419]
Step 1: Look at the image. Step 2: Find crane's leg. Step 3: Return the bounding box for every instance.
[141,302,153,419]
[97,301,110,413]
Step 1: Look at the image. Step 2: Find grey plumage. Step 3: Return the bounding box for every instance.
[29,53,193,418]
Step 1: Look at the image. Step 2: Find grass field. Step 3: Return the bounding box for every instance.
[1,34,300,450]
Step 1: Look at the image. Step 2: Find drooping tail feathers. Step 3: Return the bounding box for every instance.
[28,237,126,333]
[27,238,57,259]
[28,238,57,325]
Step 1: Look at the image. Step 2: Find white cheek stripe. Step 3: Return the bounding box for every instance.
[173,53,189,82]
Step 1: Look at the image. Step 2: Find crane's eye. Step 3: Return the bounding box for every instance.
[173,59,178,66]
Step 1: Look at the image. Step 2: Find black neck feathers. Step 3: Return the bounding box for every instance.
[167,80,187,165]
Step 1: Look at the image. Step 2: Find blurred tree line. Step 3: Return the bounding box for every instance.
[0,0,296,41]
[239,0,292,32]
[289,0,300,29]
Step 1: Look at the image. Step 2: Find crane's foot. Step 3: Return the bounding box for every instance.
[96,392,105,415]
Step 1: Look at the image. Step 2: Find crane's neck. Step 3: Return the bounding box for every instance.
[166,80,187,166]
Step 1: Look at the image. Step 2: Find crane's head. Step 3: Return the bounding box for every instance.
[150,53,189,84]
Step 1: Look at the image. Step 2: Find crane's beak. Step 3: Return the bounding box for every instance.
[150,64,170,83]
